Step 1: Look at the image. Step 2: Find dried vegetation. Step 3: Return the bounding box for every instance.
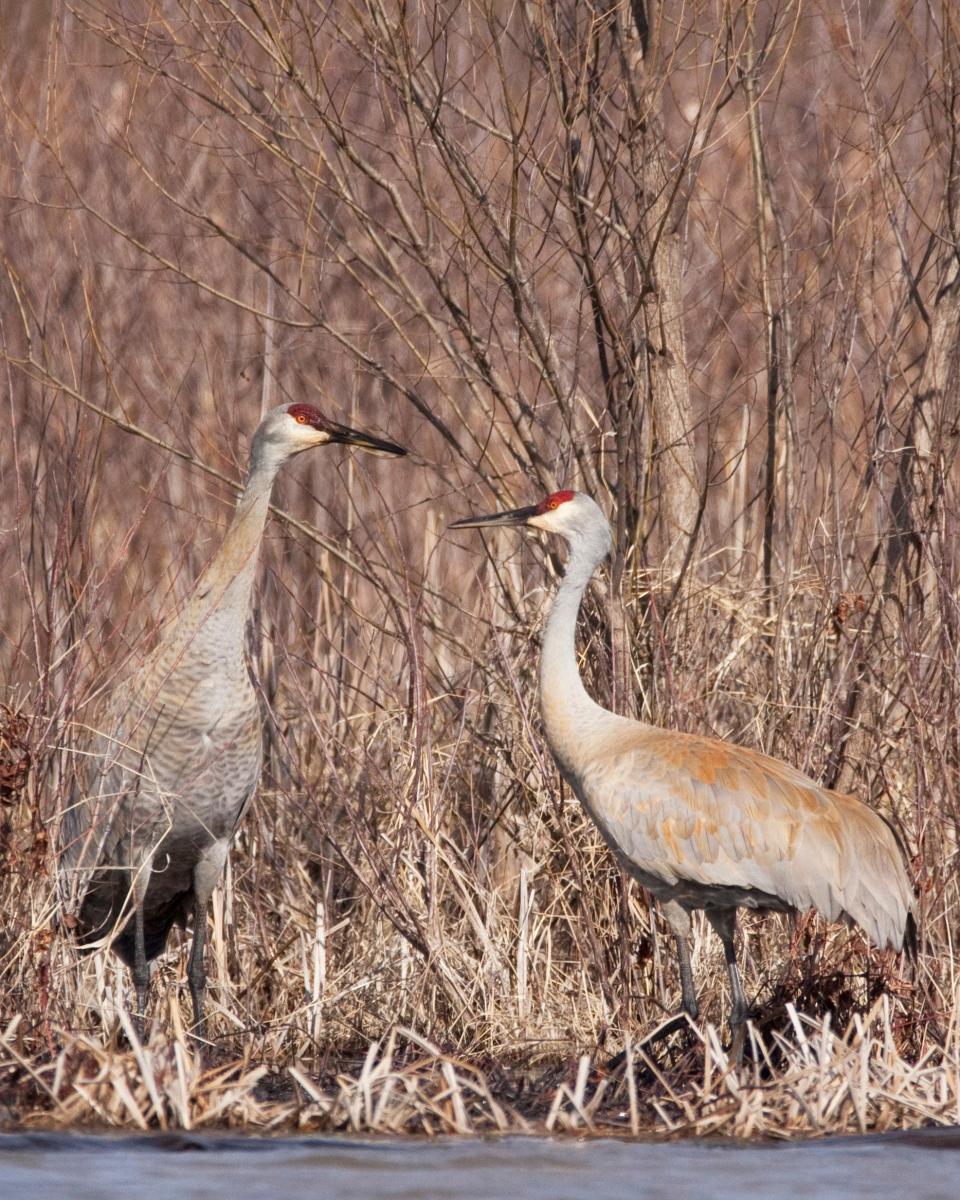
[0,0,958,1136]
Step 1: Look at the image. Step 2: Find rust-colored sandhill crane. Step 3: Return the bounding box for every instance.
[61,402,406,1036]
[451,490,916,1029]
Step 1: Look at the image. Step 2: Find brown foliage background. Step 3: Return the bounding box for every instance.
[0,0,957,1084]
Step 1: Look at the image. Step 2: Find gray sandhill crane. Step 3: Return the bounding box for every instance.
[451,490,916,1030]
[61,402,406,1036]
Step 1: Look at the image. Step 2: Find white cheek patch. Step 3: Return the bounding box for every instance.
[530,506,572,533]
[292,422,326,445]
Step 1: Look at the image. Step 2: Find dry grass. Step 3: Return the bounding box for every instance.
[2,999,958,1137]
[0,0,958,1138]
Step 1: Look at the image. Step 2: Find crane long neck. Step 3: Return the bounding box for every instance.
[539,532,607,743]
[171,445,283,664]
[206,458,277,608]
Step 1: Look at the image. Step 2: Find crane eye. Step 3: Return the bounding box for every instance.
[295,413,308,424]
[548,498,559,509]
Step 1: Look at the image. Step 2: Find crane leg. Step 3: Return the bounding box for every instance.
[188,840,228,1043]
[186,893,208,1040]
[131,902,149,1042]
[706,908,749,1030]
[663,901,699,1021]
[129,859,153,1043]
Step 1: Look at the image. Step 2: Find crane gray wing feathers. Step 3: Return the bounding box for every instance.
[59,666,260,919]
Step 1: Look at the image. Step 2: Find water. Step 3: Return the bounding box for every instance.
[2,1128,959,1200]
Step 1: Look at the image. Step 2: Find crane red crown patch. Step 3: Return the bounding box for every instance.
[288,402,323,426]
[537,490,576,513]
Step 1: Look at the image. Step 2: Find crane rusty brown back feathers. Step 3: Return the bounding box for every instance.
[451,489,916,1033]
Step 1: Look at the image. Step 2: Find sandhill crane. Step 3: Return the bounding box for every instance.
[61,402,406,1037]
[451,490,916,1031]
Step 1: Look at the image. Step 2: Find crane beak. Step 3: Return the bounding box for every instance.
[325,421,408,458]
[449,503,540,529]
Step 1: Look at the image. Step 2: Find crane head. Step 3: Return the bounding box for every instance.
[285,403,407,456]
[450,489,610,545]
[451,490,612,555]
[255,402,407,458]
[448,489,575,530]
